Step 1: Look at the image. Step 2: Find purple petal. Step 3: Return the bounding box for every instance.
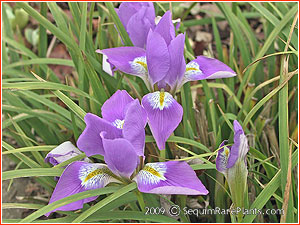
[123,99,147,156]
[101,90,134,123]
[182,56,236,84]
[117,2,155,29]
[102,135,139,178]
[164,33,186,90]
[45,162,119,216]
[154,11,175,45]
[175,21,181,30]
[126,5,155,48]
[97,47,147,78]
[146,30,170,86]
[216,140,229,173]
[117,3,140,28]
[77,113,122,157]
[227,120,248,168]
[45,141,89,166]
[142,91,183,150]
[133,161,209,195]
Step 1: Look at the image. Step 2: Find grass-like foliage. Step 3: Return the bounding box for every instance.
[2,2,298,223]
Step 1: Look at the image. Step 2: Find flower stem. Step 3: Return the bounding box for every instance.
[159,149,166,162]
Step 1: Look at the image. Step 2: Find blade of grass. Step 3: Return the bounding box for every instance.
[20,186,121,223]
[71,182,137,223]
[105,2,133,46]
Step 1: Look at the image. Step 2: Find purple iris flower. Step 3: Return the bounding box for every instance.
[76,90,147,157]
[97,11,236,150]
[45,91,208,216]
[116,2,156,48]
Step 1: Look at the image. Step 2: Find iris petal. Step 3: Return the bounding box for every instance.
[146,30,170,86]
[164,33,186,91]
[45,162,119,216]
[142,91,183,150]
[181,56,236,87]
[102,135,139,179]
[77,113,122,157]
[154,11,175,45]
[227,120,248,168]
[123,99,147,156]
[215,141,230,173]
[133,161,209,195]
[101,90,134,123]
[45,141,90,166]
[97,47,146,78]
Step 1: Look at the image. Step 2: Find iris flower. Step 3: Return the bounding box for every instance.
[98,11,236,150]
[216,120,248,219]
[77,90,147,157]
[45,90,208,216]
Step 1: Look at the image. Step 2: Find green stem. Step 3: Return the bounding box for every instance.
[160,149,166,162]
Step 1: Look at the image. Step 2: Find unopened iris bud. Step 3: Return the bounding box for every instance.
[216,120,249,222]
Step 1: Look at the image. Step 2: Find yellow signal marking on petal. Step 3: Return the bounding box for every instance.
[136,61,148,71]
[224,148,230,157]
[159,91,165,108]
[83,167,120,183]
[186,67,198,72]
[84,168,104,183]
[143,166,164,178]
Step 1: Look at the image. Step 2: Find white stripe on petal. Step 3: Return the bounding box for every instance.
[134,162,167,185]
[79,164,119,189]
[147,91,174,110]
[130,56,148,77]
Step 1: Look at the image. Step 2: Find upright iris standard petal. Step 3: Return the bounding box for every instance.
[146,30,170,86]
[133,161,209,195]
[117,2,141,27]
[227,120,248,168]
[45,141,90,166]
[77,113,122,157]
[101,90,134,124]
[117,2,155,48]
[97,47,147,78]
[142,91,183,150]
[102,135,139,179]
[154,11,175,45]
[164,33,186,90]
[45,162,120,216]
[181,56,236,86]
[126,6,155,48]
[123,99,147,156]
